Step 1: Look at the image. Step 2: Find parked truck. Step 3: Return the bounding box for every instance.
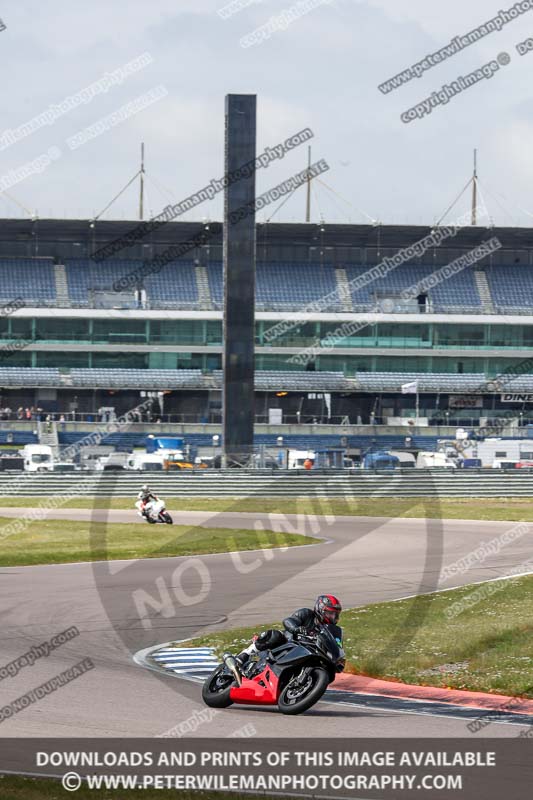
[20,444,54,472]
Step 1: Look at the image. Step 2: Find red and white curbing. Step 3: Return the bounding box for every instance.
[332,673,533,716]
[135,641,533,726]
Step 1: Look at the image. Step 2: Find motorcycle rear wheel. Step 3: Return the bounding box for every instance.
[278,667,329,715]
[202,665,235,708]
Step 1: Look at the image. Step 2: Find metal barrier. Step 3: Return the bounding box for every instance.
[2,469,533,497]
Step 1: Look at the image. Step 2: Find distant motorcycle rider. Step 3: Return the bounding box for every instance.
[237,594,342,668]
[137,484,158,517]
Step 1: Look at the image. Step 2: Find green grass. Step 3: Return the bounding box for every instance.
[0,518,316,567]
[186,575,533,697]
[0,775,283,800]
[3,496,533,522]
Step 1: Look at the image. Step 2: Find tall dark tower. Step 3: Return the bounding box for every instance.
[223,94,257,465]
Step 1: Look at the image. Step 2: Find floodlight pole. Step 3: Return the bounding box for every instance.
[222,95,257,466]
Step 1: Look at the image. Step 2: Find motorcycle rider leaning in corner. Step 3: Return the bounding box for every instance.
[236,594,342,671]
[137,484,158,517]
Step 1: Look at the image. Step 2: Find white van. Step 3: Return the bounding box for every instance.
[416,451,456,468]
[125,452,165,471]
[288,450,315,470]
[20,444,54,472]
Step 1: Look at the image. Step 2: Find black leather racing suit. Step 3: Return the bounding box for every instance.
[238,608,342,667]
[252,608,319,653]
[282,607,318,636]
[285,609,342,642]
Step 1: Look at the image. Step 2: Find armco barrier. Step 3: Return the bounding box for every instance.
[2,469,533,497]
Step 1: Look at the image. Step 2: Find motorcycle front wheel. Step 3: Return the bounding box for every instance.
[278,667,329,715]
[201,665,235,708]
[161,512,173,524]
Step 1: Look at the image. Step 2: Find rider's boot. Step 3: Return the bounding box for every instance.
[236,636,259,672]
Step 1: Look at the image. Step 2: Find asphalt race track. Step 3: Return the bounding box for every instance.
[0,507,531,739]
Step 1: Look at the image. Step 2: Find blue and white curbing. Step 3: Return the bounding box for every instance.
[135,643,220,683]
[134,642,533,727]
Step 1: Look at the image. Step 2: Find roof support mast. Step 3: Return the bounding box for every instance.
[471,148,478,226]
[139,142,145,220]
[305,146,311,222]
[436,149,481,227]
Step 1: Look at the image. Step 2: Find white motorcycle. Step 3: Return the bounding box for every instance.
[135,497,173,525]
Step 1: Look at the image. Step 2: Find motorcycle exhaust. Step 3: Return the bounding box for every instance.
[222,653,242,686]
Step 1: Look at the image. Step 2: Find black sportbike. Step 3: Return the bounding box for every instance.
[202,624,345,715]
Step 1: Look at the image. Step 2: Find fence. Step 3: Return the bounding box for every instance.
[4,470,533,497]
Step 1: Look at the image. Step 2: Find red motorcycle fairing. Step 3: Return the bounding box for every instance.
[229,664,280,705]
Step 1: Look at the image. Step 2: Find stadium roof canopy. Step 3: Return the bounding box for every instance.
[1,218,533,255]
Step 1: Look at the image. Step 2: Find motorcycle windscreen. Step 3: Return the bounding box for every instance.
[272,644,312,666]
[316,626,343,661]
[327,623,343,642]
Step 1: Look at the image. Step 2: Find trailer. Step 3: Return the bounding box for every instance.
[473,439,533,468]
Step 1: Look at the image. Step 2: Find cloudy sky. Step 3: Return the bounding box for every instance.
[1,0,533,226]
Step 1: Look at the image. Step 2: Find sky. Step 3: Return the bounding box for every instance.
[1,0,533,226]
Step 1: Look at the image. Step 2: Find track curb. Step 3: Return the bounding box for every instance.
[333,673,533,714]
[135,641,533,723]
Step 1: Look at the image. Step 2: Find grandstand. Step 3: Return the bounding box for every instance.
[0,257,56,306]
[485,264,533,313]
[1,218,533,431]
[6,257,533,315]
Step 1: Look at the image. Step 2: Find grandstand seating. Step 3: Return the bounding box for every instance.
[212,371,353,391]
[502,376,533,392]
[0,259,56,305]
[3,257,533,315]
[0,368,355,391]
[207,262,342,311]
[344,264,482,312]
[11,366,533,393]
[65,259,141,306]
[63,258,199,308]
[0,431,38,445]
[69,369,205,389]
[256,263,341,311]
[0,368,61,386]
[355,372,487,392]
[65,259,199,307]
[5,258,533,314]
[485,265,533,313]
[206,262,223,309]
[354,372,533,395]
[143,261,198,307]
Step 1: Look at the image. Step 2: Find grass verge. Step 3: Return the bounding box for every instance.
[0,775,283,800]
[0,518,316,567]
[186,575,533,698]
[2,496,533,522]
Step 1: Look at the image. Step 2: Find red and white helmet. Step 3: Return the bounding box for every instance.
[314,594,342,625]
